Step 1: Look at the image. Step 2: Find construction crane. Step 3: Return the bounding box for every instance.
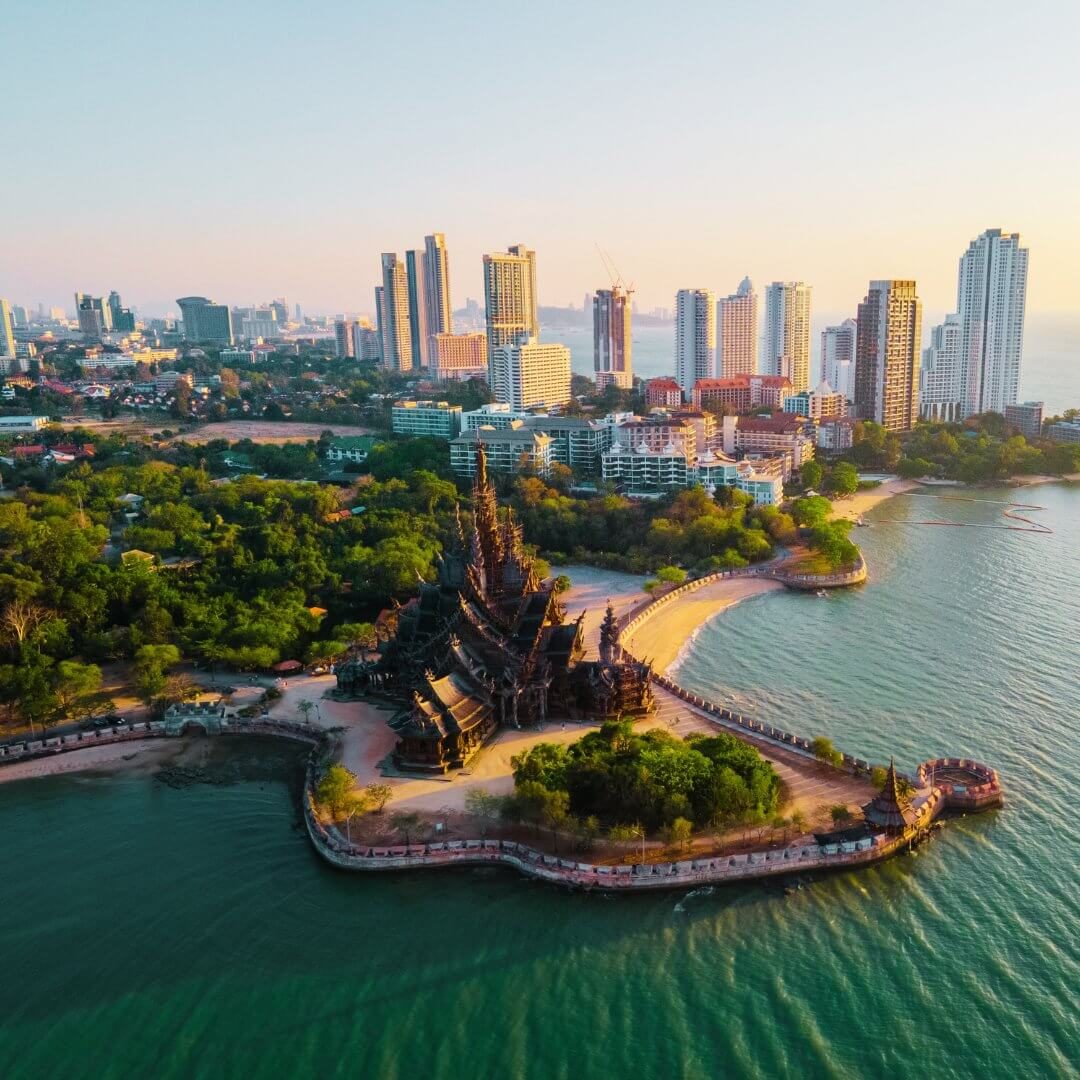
[595,245,635,299]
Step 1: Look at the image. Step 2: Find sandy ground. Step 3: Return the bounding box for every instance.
[830,477,919,522]
[165,421,375,445]
[0,738,185,786]
[622,576,784,674]
[1006,472,1080,487]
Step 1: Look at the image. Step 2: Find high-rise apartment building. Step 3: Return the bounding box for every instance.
[405,249,430,368]
[956,229,1029,416]
[593,286,633,389]
[11,305,28,328]
[919,314,964,421]
[378,253,413,372]
[490,337,571,410]
[424,233,453,341]
[106,290,136,332]
[854,280,922,432]
[482,244,538,379]
[0,300,17,368]
[75,293,111,339]
[269,298,289,326]
[176,296,234,344]
[763,282,812,391]
[715,277,758,377]
[821,318,858,403]
[334,319,357,359]
[674,289,715,399]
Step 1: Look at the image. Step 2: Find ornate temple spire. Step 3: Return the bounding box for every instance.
[863,757,919,833]
[599,601,621,664]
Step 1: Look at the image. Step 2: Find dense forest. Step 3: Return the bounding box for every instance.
[0,456,459,727]
[509,721,781,836]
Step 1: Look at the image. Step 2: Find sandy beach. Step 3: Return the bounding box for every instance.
[0,738,184,786]
[621,576,784,674]
[829,477,919,522]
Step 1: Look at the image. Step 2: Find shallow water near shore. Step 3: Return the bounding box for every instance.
[1,485,1078,1078]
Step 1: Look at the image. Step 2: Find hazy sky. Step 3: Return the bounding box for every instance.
[4,1,1078,320]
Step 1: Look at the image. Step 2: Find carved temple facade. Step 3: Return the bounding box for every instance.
[336,445,654,773]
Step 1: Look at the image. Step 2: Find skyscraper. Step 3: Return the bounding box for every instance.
[919,314,964,421]
[763,282,812,391]
[335,319,357,359]
[269,298,289,327]
[405,249,430,368]
[821,318,858,403]
[491,338,571,410]
[424,233,453,341]
[0,300,16,364]
[674,289,715,399]
[855,280,922,432]
[176,296,234,344]
[379,253,413,372]
[956,229,1029,416]
[75,293,111,339]
[482,244,538,379]
[593,286,633,389]
[715,277,758,377]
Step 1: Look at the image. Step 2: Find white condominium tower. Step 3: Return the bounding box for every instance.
[854,280,922,432]
[956,229,1029,416]
[378,253,413,372]
[674,288,715,399]
[482,244,538,380]
[919,314,963,421]
[763,282,812,391]
[0,299,15,364]
[491,338,571,410]
[715,277,758,377]
[593,286,633,390]
[821,318,858,403]
[424,233,453,340]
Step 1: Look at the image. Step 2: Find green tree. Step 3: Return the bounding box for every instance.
[364,783,393,812]
[390,811,423,848]
[811,736,844,767]
[800,460,823,490]
[662,816,693,854]
[316,764,356,815]
[825,461,859,496]
[50,660,104,724]
[830,804,853,825]
[133,644,182,704]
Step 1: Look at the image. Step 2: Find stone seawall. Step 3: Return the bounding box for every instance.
[303,779,947,892]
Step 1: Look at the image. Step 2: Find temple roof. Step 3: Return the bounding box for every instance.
[863,760,919,830]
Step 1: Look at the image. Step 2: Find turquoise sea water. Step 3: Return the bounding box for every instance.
[1,486,1078,1079]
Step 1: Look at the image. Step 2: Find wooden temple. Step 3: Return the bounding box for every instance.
[336,445,654,773]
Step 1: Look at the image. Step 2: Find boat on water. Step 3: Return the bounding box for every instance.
[855,515,869,527]
[816,590,829,599]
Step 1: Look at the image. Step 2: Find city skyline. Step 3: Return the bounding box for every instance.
[4,3,1078,320]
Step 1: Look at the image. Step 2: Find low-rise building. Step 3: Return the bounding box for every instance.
[783,382,848,420]
[461,403,532,432]
[721,413,815,479]
[391,399,463,438]
[601,441,784,504]
[0,415,47,433]
[153,371,193,392]
[324,435,377,464]
[450,423,553,477]
[526,415,614,475]
[1003,401,1044,440]
[1046,418,1080,444]
[645,377,683,409]
[816,417,856,455]
[692,374,792,414]
[220,347,256,366]
[617,416,697,460]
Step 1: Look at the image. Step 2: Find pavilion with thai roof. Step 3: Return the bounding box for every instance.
[862,760,920,834]
[336,443,654,773]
